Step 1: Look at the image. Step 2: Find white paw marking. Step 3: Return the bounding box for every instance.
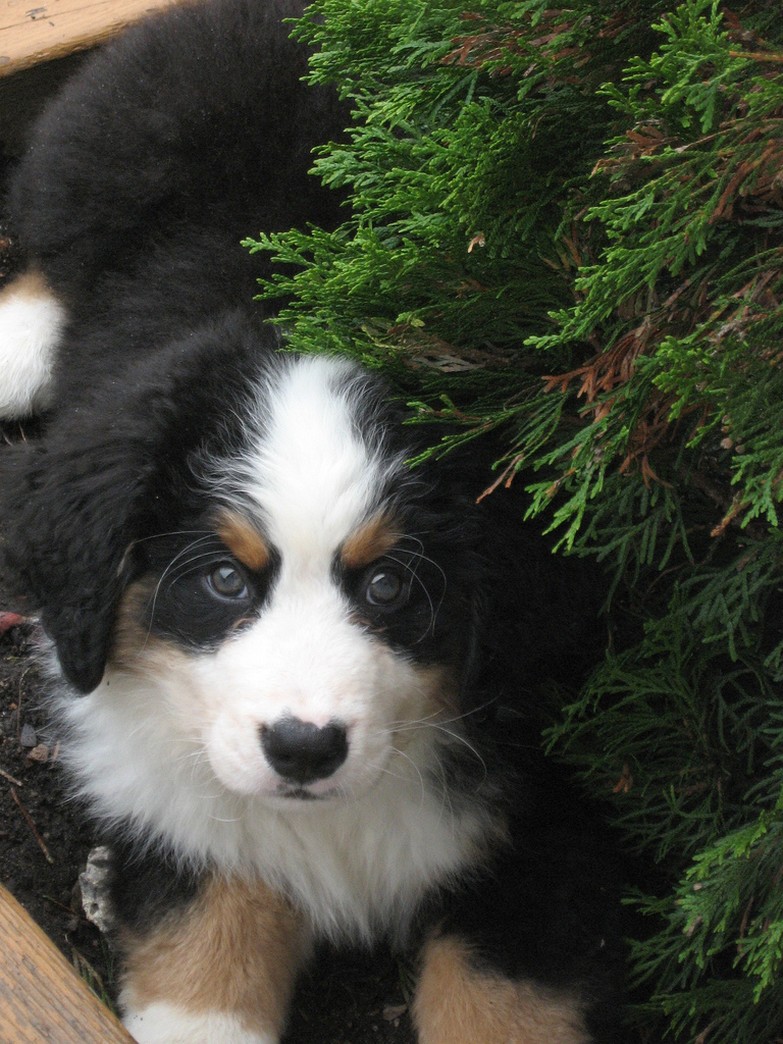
[0,270,65,418]
[122,1001,276,1043]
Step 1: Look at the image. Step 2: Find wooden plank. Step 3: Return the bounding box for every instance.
[0,0,182,77]
[0,884,133,1042]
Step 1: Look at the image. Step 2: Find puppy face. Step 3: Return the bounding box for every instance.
[107,355,475,806]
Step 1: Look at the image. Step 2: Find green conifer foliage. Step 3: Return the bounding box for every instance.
[246,1,783,1038]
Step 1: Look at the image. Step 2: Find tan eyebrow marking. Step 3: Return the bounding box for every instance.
[215,509,271,571]
[340,513,402,570]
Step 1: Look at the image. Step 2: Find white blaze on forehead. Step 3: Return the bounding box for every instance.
[244,356,393,558]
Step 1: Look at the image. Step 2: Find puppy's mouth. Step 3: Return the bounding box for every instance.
[275,782,341,802]
[277,785,320,801]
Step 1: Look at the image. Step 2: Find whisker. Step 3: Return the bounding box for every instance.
[375,711,490,785]
[206,810,243,824]
[382,746,427,809]
[162,549,232,586]
[129,529,213,549]
[141,535,222,646]
[383,551,444,644]
[383,695,499,734]
[419,754,458,831]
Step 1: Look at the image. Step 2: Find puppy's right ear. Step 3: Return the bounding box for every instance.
[0,314,270,694]
[0,432,151,693]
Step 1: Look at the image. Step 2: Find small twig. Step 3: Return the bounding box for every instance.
[0,767,23,787]
[10,786,54,864]
[729,50,783,64]
[14,663,34,740]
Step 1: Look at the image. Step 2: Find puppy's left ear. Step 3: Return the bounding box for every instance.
[0,431,152,693]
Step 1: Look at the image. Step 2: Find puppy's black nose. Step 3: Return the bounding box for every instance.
[260,717,348,785]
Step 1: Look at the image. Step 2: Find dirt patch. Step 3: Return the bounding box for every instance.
[0,623,119,997]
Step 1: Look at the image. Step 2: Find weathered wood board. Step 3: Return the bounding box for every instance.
[0,0,181,77]
[0,884,132,1042]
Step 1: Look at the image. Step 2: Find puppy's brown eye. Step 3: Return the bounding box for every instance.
[363,566,406,608]
[207,563,248,600]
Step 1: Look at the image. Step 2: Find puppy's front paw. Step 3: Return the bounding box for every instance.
[123,1002,278,1044]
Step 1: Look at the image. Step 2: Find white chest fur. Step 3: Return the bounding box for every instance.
[57,675,492,945]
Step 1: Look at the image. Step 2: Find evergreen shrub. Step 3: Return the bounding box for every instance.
[246,1,783,1038]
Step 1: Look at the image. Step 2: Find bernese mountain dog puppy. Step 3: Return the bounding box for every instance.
[0,1,624,1041]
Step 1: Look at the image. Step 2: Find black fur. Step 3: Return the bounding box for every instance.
[2,313,277,690]
[0,1,625,1039]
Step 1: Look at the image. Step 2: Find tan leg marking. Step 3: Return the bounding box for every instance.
[413,934,590,1044]
[119,875,311,1038]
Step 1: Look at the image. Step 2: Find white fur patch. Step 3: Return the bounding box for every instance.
[225,354,402,557]
[0,271,66,418]
[51,354,497,945]
[60,669,490,945]
[122,1001,275,1044]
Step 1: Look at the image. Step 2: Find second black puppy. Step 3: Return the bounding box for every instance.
[0,1,623,1041]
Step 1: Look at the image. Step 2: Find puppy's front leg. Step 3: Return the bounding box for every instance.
[118,874,311,1044]
[413,932,591,1044]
